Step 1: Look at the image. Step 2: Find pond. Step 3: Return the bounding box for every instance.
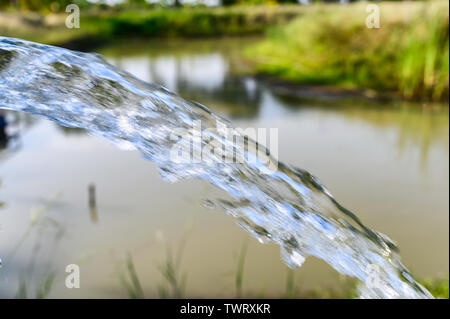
[0,38,448,298]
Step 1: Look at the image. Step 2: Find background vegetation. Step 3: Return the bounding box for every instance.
[245,1,449,101]
[0,2,305,46]
[1,1,448,101]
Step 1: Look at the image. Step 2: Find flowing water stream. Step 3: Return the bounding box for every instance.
[0,37,444,298]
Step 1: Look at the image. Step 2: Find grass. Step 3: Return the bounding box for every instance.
[156,245,188,298]
[5,228,449,298]
[36,273,56,299]
[118,246,448,299]
[245,1,449,101]
[156,229,191,299]
[235,241,248,298]
[285,268,299,298]
[118,253,146,299]
[421,275,449,299]
[2,194,63,299]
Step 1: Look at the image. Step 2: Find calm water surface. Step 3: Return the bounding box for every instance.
[0,38,448,298]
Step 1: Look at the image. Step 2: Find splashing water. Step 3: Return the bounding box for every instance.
[0,37,433,298]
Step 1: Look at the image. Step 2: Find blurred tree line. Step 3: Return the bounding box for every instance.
[0,0,90,11]
[0,0,407,12]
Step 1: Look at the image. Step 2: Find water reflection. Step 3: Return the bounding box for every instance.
[0,111,23,162]
[273,95,449,168]
[0,111,38,159]
[0,177,4,210]
[0,110,7,149]
[103,43,263,118]
[336,104,449,169]
[0,192,65,298]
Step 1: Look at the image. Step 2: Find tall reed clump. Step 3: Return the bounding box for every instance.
[245,1,449,101]
[398,2,449,101]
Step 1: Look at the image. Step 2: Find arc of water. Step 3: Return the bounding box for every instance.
[0,37,432,298]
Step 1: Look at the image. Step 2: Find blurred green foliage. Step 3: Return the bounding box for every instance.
[0,4,304,46]
[1,1,447,102]
[0,0,431,12]
[0,0,89,12]
[421,275,449,299]
[89,6,302,37]
[245,1,449,101]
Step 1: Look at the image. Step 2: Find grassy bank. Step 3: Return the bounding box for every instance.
[245,1,449,102]
[91,5,303,37]
[116,249,449,298]
[0,5,304,48]
[1,2,448,101]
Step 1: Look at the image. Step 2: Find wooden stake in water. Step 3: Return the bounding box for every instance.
[88,183,98,223]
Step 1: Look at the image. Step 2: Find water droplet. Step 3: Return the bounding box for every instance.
[281,247,306,269]
[203,199,216,209]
